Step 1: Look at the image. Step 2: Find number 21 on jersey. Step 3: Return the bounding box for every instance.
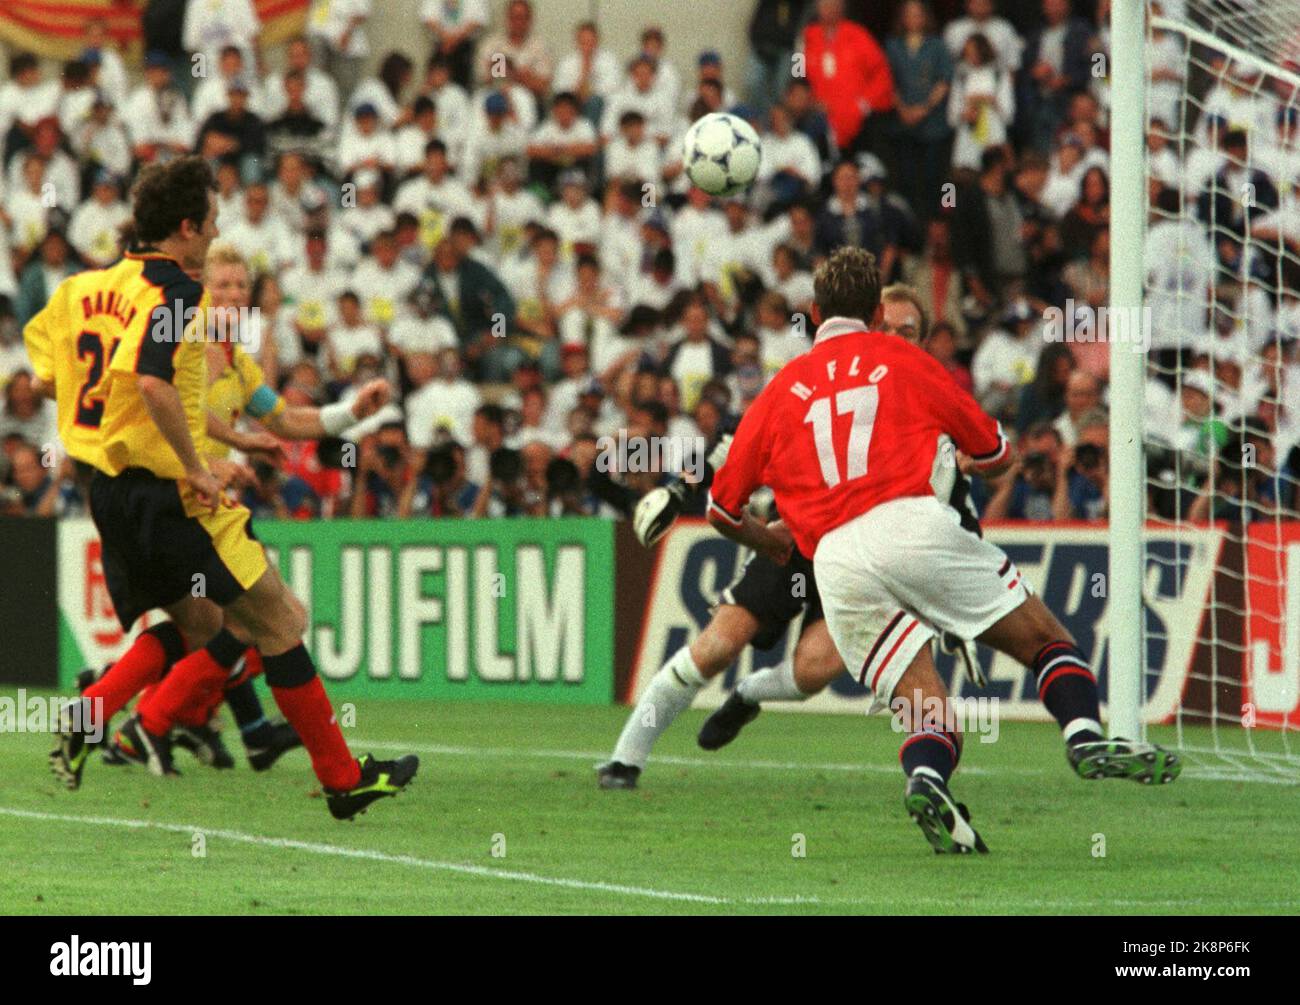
[74,331,119,429]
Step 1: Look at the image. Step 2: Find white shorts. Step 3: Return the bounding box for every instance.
[813,495,1029,712]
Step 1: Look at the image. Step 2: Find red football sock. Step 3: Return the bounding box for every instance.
[270,675,359,790]
[175,679,226,728]
[136,629,246,736]
[226,647,263,691]
[175,646,262,727]
[85,624,183,722]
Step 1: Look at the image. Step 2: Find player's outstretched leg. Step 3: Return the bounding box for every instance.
[893,647,988,855]
[979,597,1181,785]
[698,619,843,750]
[599,605,759,788]
[599,646,708,789]
[227,570,417,819]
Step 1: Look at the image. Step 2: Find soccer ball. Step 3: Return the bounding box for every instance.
[682,112,762,197]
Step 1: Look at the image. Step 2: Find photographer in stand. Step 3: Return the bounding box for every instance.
[351,420,419,517]
[981,421,1063,522]
[471,445,529,517]
[1051,411,1109,522]
[399,439,480,517]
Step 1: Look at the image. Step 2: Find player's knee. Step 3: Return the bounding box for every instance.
[168,602,223,650]
[689,632,735,678]
[793,628,841,694]
[283,592,308,640]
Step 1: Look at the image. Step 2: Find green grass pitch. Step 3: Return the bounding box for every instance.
[0,688,1291,915]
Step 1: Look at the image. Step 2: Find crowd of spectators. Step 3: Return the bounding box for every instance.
[0,0,1296,526]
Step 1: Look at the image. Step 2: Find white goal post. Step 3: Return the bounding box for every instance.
[1110,0,1300,780]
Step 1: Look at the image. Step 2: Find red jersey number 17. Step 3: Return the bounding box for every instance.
[803,384,879,489]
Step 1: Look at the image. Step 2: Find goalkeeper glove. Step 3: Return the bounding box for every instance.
[938,630,988,689]
[632,483,686,548]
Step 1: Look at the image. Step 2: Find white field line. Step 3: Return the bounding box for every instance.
[346,738,1290,784]
[2,806,1279,915]
[3,806,1280,913]
[349,739,1008,776]
[0,806,810,907]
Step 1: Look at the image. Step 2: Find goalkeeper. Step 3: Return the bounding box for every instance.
[598,286,985,789]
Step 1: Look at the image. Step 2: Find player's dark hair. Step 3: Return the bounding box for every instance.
[130,156,216,247]
[814,247,881,323]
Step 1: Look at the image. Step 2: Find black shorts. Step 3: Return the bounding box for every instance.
[720,549,824,650]
[88,468,264,630]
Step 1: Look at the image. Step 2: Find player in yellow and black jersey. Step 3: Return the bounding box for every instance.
[111,240,391,775]
[42,156,416,819]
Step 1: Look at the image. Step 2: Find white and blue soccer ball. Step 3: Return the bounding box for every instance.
[682,112,762,197]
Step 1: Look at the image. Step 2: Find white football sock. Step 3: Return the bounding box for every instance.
[610,646,707,769]
[736,661,807,704]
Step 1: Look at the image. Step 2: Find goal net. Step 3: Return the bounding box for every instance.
[1131,0,1300,781]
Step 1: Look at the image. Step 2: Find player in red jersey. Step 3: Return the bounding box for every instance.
[708,248,1181,854]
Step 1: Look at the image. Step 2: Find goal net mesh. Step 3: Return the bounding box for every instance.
[1142,0,1300,781]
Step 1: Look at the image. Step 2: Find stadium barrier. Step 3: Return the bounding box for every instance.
[56,516,615,703]
[35,516,1300,725]
[623,519,1300,725]
[0,517,59,687]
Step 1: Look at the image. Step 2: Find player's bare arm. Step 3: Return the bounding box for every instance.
[206,411,283,460]
[707,508,793,566]
[138,375,221,509]
[264,377,392,440]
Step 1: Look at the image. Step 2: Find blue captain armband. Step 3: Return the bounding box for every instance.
[245,384,280,419]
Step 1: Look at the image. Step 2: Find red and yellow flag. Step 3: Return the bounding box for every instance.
[0,1,310,63]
